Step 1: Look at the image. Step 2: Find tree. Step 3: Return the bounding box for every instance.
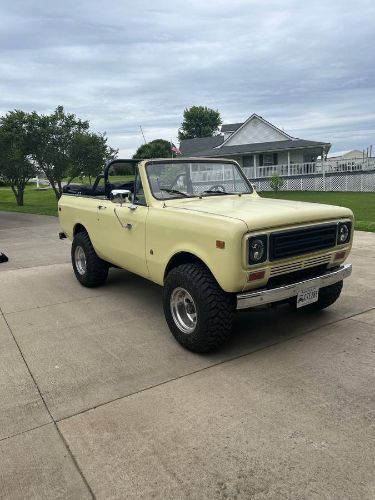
[0,110,36,206]
[133,139,172,159]
[67,132,118,184]
[178,106,222,141]
[29,106,90,199]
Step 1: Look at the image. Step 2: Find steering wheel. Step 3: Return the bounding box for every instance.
[208,184,226,192]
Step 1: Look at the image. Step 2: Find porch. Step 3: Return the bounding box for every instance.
[243,156,375,179]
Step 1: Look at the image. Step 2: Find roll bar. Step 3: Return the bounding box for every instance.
[91,159,140,198]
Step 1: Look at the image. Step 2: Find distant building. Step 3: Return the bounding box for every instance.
[316,149,370,172]
[326,149,364,161]
[179,113,331,178]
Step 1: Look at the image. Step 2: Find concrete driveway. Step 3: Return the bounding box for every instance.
[0,211,374,500]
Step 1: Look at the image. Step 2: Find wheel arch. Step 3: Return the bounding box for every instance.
[73,223,88,236]
[163,251,213,283]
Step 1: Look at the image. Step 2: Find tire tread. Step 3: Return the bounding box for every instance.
[72,232,108,287]
[163,263,234,352]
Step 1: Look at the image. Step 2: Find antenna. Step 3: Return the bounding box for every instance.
[139,125,147,144]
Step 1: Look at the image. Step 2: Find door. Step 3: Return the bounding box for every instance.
[94,163,149,278]
[96,201,149,278]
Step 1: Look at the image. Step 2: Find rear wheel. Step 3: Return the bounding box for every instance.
[71,232,109,287]
[163,263,235,352]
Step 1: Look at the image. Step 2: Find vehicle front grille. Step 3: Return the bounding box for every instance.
[269,224,337,261]
[267,264,331,289]
[269,253,332,277]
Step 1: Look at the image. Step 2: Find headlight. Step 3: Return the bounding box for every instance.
[248,235,267,264]
[337,222,351,245]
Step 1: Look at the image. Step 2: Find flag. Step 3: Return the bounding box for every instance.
[170,142,181,155]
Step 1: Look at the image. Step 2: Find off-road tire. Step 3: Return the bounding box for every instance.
[163,263,235,352]
[292,280,343,311]
[71,232,109,287]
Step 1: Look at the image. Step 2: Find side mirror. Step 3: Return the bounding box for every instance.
[110,189,131,205]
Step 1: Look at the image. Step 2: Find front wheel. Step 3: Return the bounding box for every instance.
[163,263,235,352]
[71,232,109,287]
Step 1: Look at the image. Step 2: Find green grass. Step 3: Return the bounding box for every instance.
[261,191,375,232]
[0,185,57,216]
[0,176,134,217]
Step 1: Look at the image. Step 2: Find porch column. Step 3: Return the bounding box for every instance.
[253,154,257,178]
[322,147,326,191]
[287,151,290,176]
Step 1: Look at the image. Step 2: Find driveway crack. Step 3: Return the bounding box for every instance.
[0,304,96,500]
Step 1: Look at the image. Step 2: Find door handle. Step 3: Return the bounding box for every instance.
[97,205,107,210]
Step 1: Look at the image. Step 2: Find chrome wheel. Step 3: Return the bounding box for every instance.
[74,246,87,275]
[170,287,197,334]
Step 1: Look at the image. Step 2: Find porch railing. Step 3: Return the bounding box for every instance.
[250,157,375,178]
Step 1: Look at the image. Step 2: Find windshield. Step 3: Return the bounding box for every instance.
[146,161,252,199]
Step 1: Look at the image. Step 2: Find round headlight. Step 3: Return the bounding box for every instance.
[338,223,350,244]
[249,238,265,262]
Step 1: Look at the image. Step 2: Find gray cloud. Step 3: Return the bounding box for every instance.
[0,0,374,156]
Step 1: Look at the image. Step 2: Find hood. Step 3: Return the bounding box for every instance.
[166,194,353,231]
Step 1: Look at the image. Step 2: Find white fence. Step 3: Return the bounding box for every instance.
[242,157,375,192]
[253,170,375,192]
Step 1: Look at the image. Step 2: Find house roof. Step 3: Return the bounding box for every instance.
[179,113,331,157]
[179,135,224,156]
[221,122,243,132]
[182,139,331,158]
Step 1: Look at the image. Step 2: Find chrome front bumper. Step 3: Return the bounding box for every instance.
[236,263,352,310]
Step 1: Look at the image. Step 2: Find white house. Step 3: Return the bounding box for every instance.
[179,113,331,178]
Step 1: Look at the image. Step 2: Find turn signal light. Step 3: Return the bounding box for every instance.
[216,240,225,249]
[334,250,346,261]
[248,270,266,282]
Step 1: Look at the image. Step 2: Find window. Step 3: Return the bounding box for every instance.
[303,152,318,163]
[259,153,278,166]
[243,155,254,168]
[133,173,146,206]
[105,161,146,205]
[146,161,252,199]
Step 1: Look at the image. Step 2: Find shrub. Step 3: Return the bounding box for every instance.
[270,172,284,192]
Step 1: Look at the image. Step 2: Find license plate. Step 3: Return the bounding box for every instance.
[296,287,319,308]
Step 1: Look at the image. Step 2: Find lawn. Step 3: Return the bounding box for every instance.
[261,191,375,232]
[0,176,133,217]
[1,185,374,232]
[0,185,57,216]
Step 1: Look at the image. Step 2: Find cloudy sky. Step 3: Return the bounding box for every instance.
[1,0,374,156]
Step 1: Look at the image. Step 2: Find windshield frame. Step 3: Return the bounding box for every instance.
[145,158,253,200]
